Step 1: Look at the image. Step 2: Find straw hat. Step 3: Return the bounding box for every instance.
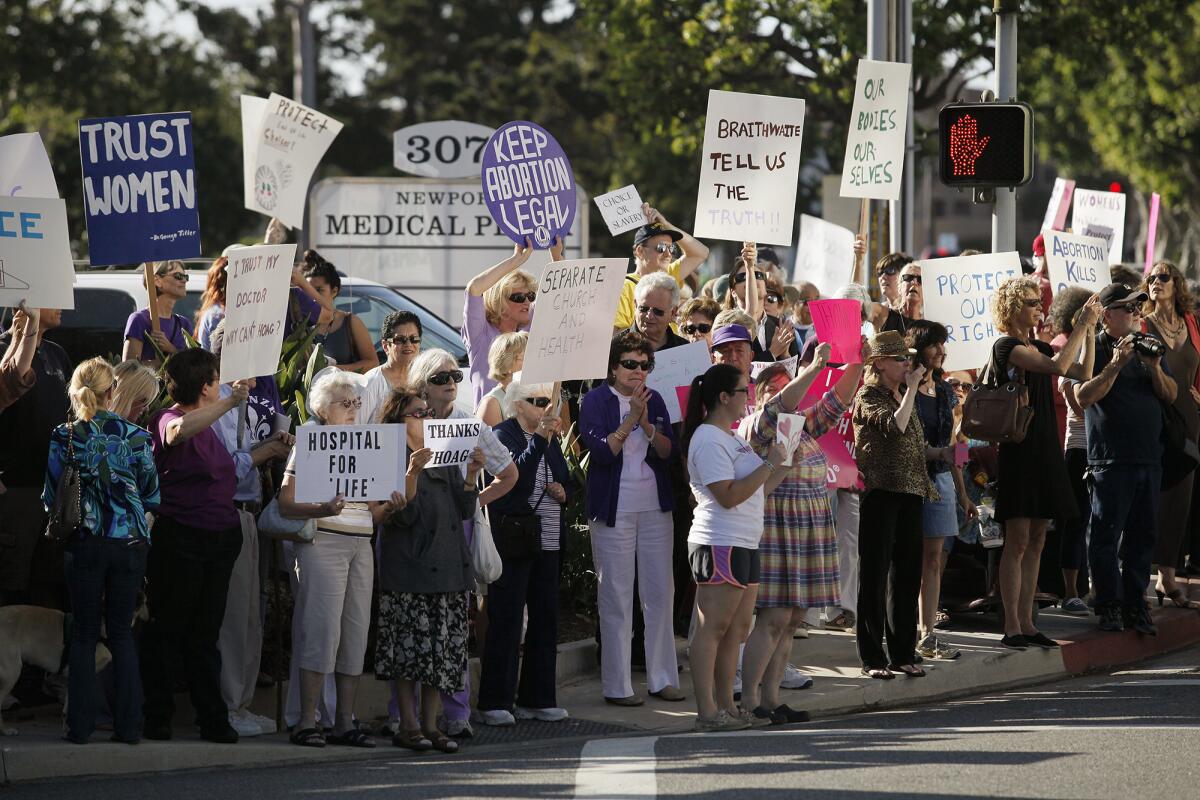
[864,330,916,363]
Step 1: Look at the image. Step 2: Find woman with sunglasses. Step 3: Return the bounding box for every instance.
[361,311,424,424]
[477,381,574,726]
[722,243,797,362]
[579,330,683,706]
[898,262,923,321]
[875,253,909,311]
[1142,261,1200,609]
[677,297,721,348]
[122,260,194,368]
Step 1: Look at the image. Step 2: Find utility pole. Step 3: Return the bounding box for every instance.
[290,0,316,249]
[992,0,1019,253]
[866,0,887,266]
[889,0,914,255]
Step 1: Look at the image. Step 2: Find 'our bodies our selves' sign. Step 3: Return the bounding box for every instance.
[921,252,1022,372]
[1072,188,1125,266]
[693,89,806,246]
[218,243,299,384]
[78,112,200,265]
[481,121,577,249]
[839,59,912,201]
[1044,230,1108,295]
[293,424,405,502]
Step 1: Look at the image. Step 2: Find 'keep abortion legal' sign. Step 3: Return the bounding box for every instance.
[78,112,200,265]
[921,252,1022,372]
[293,424,405,503]
[481,120,577,249]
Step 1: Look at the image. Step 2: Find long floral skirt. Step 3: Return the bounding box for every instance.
[375,591,468,695]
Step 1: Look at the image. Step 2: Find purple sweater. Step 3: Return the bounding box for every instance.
[578,384,676,528]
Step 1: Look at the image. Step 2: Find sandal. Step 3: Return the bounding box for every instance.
[289,727,326,748]
[892,664,926,678]
[424,731,459,754]
[828,609,856,631]
[861,667,894,680]
[326,727,377,748]
[393,729,432,751]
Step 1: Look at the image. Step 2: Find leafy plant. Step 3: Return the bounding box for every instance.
[558,423,597,618]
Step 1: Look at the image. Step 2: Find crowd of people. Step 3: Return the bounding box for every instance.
[3,207,1199,745]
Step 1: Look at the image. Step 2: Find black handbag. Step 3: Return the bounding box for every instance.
[45,422,83,544]
[491,463,549,561]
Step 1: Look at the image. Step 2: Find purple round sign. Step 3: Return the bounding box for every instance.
[480,120,576,249]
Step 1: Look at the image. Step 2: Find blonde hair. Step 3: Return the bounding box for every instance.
[487,331,528,382]
[992,276,1041,332]
[483,270,537,326]
[111,360,159,421]
[142,259,185,290]
[713,308,755,330]
[68,358,115,422]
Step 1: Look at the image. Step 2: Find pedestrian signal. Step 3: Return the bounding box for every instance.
[938,102,1034,188]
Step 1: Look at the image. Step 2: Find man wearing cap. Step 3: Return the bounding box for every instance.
[710,323,755,381]
[1077,283,1177,635]
[612,204,710,331]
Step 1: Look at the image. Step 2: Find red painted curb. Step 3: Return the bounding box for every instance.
[1059,607,1200,674]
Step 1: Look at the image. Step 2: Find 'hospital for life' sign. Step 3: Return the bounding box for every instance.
[481,120,577,249]
[921,252,1022,372]
[293,424,405,502]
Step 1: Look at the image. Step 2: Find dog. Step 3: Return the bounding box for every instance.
[0,596,147,736]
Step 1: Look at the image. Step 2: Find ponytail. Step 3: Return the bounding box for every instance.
[68,357,116,422]
[680,363,742,456]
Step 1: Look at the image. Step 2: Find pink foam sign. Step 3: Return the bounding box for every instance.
[808,299,863,364]
[1144,192,1160,275]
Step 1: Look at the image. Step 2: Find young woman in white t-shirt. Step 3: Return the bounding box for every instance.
[681,363,787,732]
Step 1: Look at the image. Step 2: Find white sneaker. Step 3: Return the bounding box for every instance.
[515,706,569,722]
[780,664,813,690]
[480,709,516,727]
[229,709,264,737]
[244,710,277,735]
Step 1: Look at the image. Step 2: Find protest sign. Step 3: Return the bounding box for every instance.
[218,243,299,384]
[422,418,483,469]
[593,185,647,236]
[693,89,806,246]
[645,339,713,423]
[796,366,861,490]
[1041,177,1075,232]
[519,258,628,384]
[240,95,268,211]
[293,424,405,502]
[776,413,806,467]
[0,196,75,309]
[0,132,59,198]
[751,355,798,382]
[1072,188,1125,266]
[1144,192,1160,274]
[808,299,863,364]
[1044,230,1108,295]
[78,111,200,265]
[921,252,1022,372]
[393,120,496,179]
[793,214,855,295]
[480,120,576,249]
[839,59,912,201]
[247,93,344,229]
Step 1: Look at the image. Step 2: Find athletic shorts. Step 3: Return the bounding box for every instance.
[688,543,760,589]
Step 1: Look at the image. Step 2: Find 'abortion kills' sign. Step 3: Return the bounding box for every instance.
[481,121,577,249]
[78,111,200,265]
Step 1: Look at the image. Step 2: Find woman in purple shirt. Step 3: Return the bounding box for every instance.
[122,260,193,368]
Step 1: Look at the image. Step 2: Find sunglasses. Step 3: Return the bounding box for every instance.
[1111,304,1141,315]
[683,322,713,335]
[878,265,900,277]
[387,335,421,346]
[765,293,782,304]
[336,397,363,410]
[524,397,552,408]
[1022,298,1043,308]
[1148,274,1172,284]
[728,387,750,394]
[733,270,767,284]
[638,304,667,318]
[507,292,537,304]
[618,359,654,372]
[654,242,675,254]
[428,369,464,385]
[891,356,911,363]
[404,407,436,419]
[900,274,922,284]
[160,271,187,281]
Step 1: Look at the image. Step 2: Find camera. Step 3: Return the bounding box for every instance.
[1130,332,1166,358]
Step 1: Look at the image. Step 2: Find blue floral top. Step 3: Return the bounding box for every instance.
[43,410,161,541]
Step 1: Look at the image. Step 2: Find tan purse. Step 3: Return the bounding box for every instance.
[961,350,1033,444]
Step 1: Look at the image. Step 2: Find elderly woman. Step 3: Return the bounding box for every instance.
[372,389,483,754]
[579,330,683,706]
[122,260,194,367]
[110,360,159,424]
[44,358,160,744]
[477,381,573,725]
[276,370,376,749]
[140,348,248,742]
[477,332,528,427]
[678,297,722,348]
[361,310,423,424]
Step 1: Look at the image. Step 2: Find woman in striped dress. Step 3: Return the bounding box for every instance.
[736,340,865,722]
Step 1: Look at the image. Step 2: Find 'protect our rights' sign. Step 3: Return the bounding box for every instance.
[480,120,576,249]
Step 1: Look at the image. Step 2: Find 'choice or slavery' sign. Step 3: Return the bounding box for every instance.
[481,120,576,249]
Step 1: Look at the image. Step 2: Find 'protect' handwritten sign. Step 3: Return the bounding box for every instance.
[293,424,405,502]
[246,94,343,229]
[481,120,576,249]
[422,418,483,469]
[921,252,1022,372]
[839,59,911,201]
[693,89,806,246]
[218,243,299,384]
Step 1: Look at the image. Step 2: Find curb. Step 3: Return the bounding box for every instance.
[1060,605,1200,674]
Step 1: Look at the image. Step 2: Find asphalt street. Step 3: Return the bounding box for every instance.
[5,643,1200,799]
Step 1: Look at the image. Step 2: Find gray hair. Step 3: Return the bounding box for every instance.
[634,271,681,309]
[407,348,458,395]
[505,380,554,418]
[836,283,872,322]
[308,371,364,421]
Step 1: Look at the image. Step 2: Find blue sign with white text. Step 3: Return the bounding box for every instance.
[78,111,201,265]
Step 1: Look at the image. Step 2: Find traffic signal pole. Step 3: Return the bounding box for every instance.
[992,0,1019,253]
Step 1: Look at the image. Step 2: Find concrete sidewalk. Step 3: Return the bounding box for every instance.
[4,597,1200,784]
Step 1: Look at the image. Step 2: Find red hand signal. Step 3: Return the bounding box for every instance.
[949,114,990,177]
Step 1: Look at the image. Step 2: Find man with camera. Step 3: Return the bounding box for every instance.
[1077,283,1176,634]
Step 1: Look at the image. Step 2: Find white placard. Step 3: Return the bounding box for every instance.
[519,258,629,384]
[1041,177,1074,232]
[393,120,497,179]
[776,412,806,467]
[218,243,299,383]
[645,340,713,423]
[240,95,268,211]
[593,184,647,236]
[921,251,1022,372]
[751,355,798,381]
[0,133,59,199]
[794,214,856,294]
[422,417,483,469]
[839,59,912,201]
[1072,188,1125,266]
[1044,230,1108,295]
[693,89,806,246]
[0,196,75,309]
[293,424,405,502]
[246,93,344,228]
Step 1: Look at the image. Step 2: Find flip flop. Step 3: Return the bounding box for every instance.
[289,727,326,748]
[861,667,894,680]
[326,727,377,748]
